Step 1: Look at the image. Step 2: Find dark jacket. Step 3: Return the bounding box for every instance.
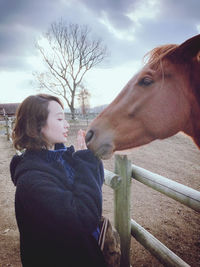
[10,144,106,267]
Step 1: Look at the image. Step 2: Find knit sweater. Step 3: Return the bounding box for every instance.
[10,144,106,267]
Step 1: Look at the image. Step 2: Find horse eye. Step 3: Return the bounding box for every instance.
[139,77,153,86]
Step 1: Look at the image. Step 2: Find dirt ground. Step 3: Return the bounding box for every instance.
[0,126,200,267]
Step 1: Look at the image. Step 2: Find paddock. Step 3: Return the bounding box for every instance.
[0,123,200,266]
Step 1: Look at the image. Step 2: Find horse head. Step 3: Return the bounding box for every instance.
[86,35,200,159]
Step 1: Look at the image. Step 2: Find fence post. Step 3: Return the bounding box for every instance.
[4,115,10,141]
[114,154,132,267]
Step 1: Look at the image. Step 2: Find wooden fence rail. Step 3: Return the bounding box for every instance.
[104,154,200,267]
[131,164,200,213]
[131,219,190,267]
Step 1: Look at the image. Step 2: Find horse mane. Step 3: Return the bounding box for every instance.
[144,44,178,69]
[144,38,200,110]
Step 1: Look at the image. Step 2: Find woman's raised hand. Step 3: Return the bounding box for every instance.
[77,129,87,150]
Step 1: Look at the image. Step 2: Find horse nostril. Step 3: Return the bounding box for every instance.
[85,130,94,144]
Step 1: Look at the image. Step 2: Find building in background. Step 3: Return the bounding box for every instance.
[0,103,19,120]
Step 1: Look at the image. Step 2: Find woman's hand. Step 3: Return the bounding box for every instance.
[77,129,87,150]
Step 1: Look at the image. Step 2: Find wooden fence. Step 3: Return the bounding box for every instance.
[104,154,200,267]
[2,115,13,141]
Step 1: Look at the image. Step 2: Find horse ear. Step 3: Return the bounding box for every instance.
[169,34,200,62]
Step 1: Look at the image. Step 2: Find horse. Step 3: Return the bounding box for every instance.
[85,34,200,159]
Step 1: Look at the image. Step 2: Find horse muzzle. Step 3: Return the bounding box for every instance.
[85,129,114,159]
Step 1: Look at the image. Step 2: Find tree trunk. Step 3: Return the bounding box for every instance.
[70,106,75,120]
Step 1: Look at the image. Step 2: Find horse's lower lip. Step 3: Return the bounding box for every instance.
[94,144,114,160]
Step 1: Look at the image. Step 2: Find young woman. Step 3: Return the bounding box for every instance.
[10,94,107,267]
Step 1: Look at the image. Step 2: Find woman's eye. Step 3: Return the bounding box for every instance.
[139,77,153,86]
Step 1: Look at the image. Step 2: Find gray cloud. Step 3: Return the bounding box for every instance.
[158,0,200,23]
[132,0,200,55]
[74,0,200,64]
[0,0,63,70]
[0,0,59,27]
[0,0,199,71]
[79,0,137,29]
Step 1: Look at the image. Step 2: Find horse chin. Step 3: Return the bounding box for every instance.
[93,144,114,160]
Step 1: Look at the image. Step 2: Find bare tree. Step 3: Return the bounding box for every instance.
[34,20,108,119]
[77,84,91,115]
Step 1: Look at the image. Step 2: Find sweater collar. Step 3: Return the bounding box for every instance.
[24,144,75,163]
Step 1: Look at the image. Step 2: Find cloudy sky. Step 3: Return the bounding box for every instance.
[0,0,200,107]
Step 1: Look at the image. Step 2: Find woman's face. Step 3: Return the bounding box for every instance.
[41,100,69,148]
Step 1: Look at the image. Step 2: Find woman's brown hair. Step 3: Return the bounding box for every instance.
[12,94,64,151]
